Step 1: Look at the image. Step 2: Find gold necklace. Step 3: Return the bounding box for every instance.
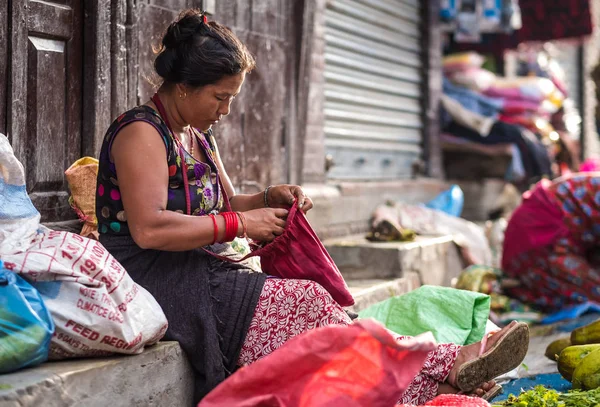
[188,128,195,157]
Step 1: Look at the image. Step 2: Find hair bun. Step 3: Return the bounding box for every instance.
[162,11,205,49]
[154,8,256,87]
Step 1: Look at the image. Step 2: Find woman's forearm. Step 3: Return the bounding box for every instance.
[129,211,240,251]
[229,192,265,211]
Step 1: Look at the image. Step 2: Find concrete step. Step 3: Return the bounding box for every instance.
[0,342,193,407]
[326,234,464,287]
[346,272,421,314]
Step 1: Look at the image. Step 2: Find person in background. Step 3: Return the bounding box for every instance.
[503,173,600,310]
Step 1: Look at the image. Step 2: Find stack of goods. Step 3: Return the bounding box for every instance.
[442,51,570,184]
[546,318,600,390]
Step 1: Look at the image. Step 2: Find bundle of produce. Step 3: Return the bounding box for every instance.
[545,319,600,390]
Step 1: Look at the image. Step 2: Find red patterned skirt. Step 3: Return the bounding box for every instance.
[237,278,461,405]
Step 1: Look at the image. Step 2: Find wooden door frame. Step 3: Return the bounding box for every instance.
[7,0,27,157]
[421,0,444,179]
[0,1,7,136]
[82,0,113,157]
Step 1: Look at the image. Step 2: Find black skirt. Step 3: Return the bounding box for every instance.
[100,234,266,403]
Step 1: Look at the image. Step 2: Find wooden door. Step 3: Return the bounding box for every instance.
[8,0,83,222]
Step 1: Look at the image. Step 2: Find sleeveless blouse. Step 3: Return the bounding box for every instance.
[96,105,224,236]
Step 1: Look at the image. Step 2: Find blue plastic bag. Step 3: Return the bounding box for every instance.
[424,185,464,217]
[540,302,600,325]
[0,260,54,373]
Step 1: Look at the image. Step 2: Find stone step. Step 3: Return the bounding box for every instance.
[346,272,421,314]
[326,234,464,287]
[0,342,193,407]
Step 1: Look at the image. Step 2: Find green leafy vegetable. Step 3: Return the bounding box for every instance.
[495,385,600,407]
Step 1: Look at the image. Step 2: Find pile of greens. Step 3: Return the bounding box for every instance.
[493,385,600,407]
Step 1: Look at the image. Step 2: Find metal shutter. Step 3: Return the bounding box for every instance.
[324,0,423,180]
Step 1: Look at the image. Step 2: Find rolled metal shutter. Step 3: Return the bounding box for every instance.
[324,0,423,180]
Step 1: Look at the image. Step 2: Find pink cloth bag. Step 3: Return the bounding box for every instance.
[209,200,355,307]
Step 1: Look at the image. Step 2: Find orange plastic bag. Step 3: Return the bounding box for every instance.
[198,320,436,407]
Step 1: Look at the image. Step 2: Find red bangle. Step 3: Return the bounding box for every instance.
[236,212,248,238]
[222,211,239,242]
[230,212,239,241]
[209,214,218,244]
[224,212,231,243]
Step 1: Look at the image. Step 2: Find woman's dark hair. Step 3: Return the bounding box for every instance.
[154,9,256,87]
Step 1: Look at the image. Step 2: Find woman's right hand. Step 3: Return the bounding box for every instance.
[243,208,288,242]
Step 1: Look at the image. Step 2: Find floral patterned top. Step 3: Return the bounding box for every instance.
[96,105,224,236]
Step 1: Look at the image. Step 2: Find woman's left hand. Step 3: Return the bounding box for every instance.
[267,184,314,213]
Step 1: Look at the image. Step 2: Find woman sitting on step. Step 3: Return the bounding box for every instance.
[95,9,529,405]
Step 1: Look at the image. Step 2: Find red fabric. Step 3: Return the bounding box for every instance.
[199,320,437,407]
[502,179,568,269]
[252,201,354,307]
[238,279,461,406]
[517,0,593,43]
[425,394,490,406]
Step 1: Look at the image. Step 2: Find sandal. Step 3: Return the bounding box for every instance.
[455,322,529,392]
[481,384,503,401]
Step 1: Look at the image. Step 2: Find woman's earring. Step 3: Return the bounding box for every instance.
[180,92,187,99]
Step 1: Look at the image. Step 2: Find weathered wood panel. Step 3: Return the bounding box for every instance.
[9,0,83,222]
[240,31,287,189]
[126,0,140,109]
[83,0,112,157]
[0,0,7,135]
[215,1,298,190]
[137,3,180,102]
[112,0,129,118]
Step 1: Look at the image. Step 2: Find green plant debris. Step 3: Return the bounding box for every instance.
[0,384,12,390]
[494,385,600,407]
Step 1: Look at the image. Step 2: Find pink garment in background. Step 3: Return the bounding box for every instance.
[502,179,569,269]
[501,99,542,114]
[580,158,600,173]
[483,87,543,104]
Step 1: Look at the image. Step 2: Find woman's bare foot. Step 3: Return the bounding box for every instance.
[446,321,519,390]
